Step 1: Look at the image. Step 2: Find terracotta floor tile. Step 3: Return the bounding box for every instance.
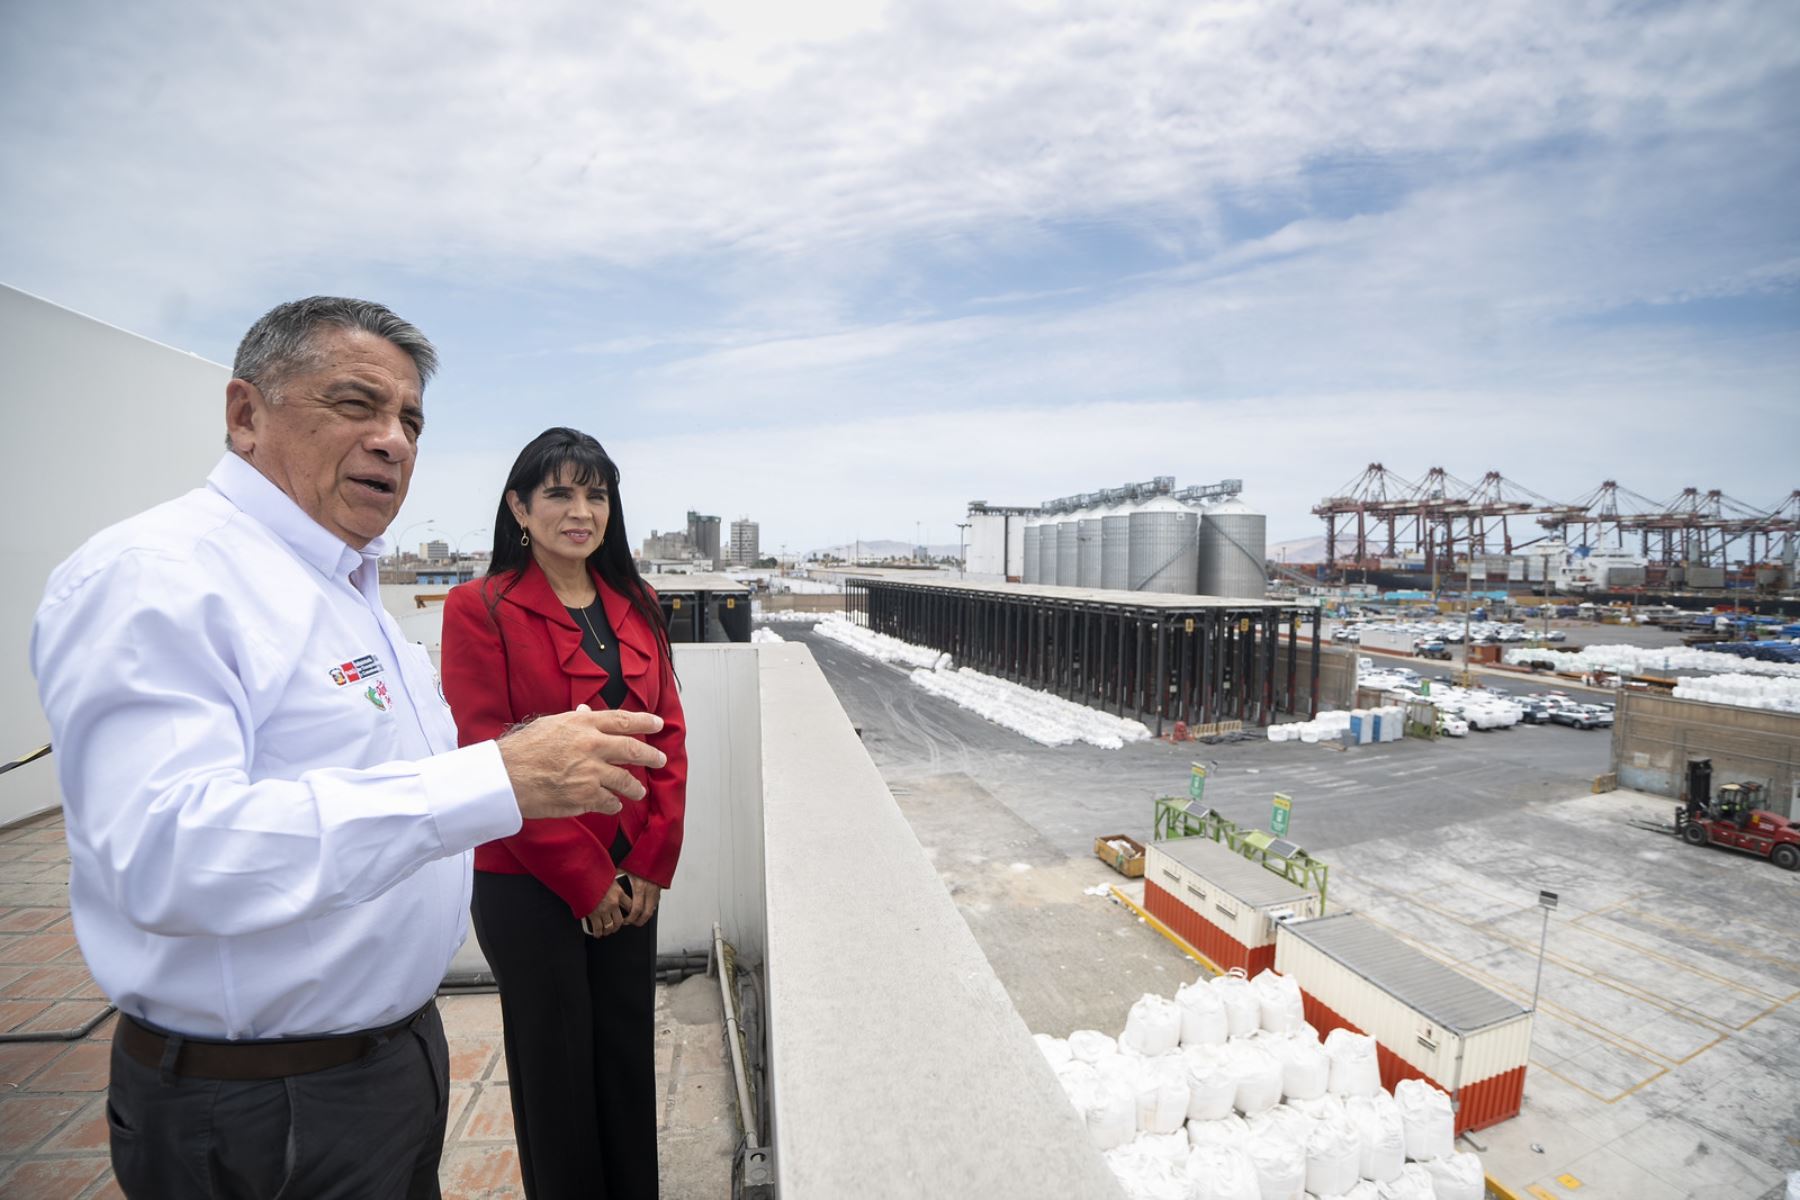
[15,1001,111,1036]
[0,1040,63,1086]
[447,1035,499,1084]
[436,995,506,1037]
[0,1000,52,1033]
[5,965,92,1000]
[28,1042,111,1092]
[40,1096,111,1154]
[0,1093,87,1156]
[82,1175,123,1200]
[0,908,60,934]
[0,934,75,965]
[86,1013,118,1042]
[460,1084,515,1142]
[438,1144,523,1198]
[0,1155,108,1199]
[25,847,69,864]
[0,886,68,909]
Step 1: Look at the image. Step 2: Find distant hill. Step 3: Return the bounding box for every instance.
[1267,535,1327,564]
[809,539,962,560]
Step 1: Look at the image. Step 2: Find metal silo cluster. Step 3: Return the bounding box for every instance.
[1022,476,1267,597]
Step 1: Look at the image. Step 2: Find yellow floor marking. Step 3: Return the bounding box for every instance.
[1108,885,1225,977]
[1556,1172,1583,1188]
[1526,1186,1558,1200]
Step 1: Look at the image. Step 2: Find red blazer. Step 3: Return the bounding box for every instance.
[440,560,687,917]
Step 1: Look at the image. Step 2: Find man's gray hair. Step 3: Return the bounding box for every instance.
[232,296,439,398]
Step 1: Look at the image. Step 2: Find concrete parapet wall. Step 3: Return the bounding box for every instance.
[755,593,846,613]
[756,642,1125,1199]
[1611,691,1799,817]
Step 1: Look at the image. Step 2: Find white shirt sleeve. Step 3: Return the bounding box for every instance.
[34,551,522,939]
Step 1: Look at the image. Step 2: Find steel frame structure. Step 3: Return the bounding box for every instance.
[1316,465,1797,576]
[845,578,1320,734]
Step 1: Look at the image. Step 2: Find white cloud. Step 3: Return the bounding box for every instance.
[3,0,1795,553]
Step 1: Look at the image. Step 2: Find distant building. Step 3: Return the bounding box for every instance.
[422,539,450,562]
[642,529,693,560]
[687,511,721,565]
[730,518,761,566]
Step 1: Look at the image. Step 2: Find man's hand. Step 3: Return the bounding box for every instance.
[621,874,661,926]
[497,705,666,821]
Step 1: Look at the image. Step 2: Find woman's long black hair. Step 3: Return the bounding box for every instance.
[486,427,673,669]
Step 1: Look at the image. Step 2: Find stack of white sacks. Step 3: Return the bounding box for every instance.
[1267,707,1405,745]
[1038,969,1484,1200]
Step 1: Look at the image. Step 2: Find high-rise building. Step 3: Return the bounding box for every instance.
[687,511,722,565]
[421,539,450,562]
[729,518,760,566]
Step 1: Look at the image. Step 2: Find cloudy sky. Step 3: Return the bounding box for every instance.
[3,0,1796,555]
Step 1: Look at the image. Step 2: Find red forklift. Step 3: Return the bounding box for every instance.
[1675,759,1800,870]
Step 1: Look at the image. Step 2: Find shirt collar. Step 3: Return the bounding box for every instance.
[206,453,387,579]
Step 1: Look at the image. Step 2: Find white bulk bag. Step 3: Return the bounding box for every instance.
[1423,1151,1485,1200]
[1122,993,1183,1057]
[1346,1092,1406,1182]
[1324,1028,1382,1098]
[1134,1055,1191,1135]
[1285,1091,1346,1124]
[1075,1075,1137,1151]
[1252,970,1306,1034]
[1102,1141,1188,1200]
[1272,1033,1330,1101]
[1186,1112,1250,1149]
[1338,1182,1383,1199]
[1069,1029,1117,1063]
[1211,973,1261,1039]
[1183,1044,1237,1121]
[1376,1163,1437,1199]
[1176,978,1230,1047]
[1034,1033,1071,1068]
[1224,1041,1283,1115]
[1305,1113,1364,1198]
[1183,1145,1261,1200]
[1054,1059,1098,1101]
[1393,1079,1454,1162]
[1244,1131,1306,1200]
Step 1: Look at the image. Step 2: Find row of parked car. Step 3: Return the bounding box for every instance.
[1360,663,1614,737]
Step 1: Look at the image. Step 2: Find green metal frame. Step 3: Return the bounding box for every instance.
[1151,795,1331,912]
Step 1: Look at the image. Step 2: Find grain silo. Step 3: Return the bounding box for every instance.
[1101,492,1133,590]
[1128,494,1200,593]
[1077,497,1105,589]
[1198,497,1268,598]
[1036,506,1059,584]
[1054,504,1080,586]
[1022,514,1042,585]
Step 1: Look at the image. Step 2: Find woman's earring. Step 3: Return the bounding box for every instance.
[520,531,530,546]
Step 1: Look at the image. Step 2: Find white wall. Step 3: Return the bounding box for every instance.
[1,285,227,827]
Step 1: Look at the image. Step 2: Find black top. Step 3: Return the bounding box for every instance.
[567,597,629,711]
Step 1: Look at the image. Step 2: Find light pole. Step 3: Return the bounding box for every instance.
[391,520,437,570]
[453,527,489,577]
[956,522,971,579]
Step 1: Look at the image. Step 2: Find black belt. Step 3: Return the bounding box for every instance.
[119,1003,432,1082]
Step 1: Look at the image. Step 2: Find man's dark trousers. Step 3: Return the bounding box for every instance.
[107,1003,451,1199]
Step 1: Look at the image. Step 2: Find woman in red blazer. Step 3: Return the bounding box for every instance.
[441,427,685,1200]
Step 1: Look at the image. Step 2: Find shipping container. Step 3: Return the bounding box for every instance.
[1359,627,1416,655]
[1274,912,1531,1134]
[1143,837,1322,976]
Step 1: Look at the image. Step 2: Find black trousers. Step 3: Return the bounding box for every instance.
[471,867,659,1200]
[107,1003,450,1199]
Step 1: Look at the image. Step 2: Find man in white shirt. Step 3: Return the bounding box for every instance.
[32,296,666,1199]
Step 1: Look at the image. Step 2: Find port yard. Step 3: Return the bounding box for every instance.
[783,619,1800,1199]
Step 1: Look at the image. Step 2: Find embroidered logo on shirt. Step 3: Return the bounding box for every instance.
[365,680,392,711]
[328,654,384,686]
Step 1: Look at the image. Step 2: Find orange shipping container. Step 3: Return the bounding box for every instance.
[1275,913,1531,1134]
[1143,837,1322,976]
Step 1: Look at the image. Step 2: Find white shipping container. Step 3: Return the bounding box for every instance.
[1274,913,1530,1130]
[1359,628,1416,655]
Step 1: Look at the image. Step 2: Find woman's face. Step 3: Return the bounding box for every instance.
[509,464,611,567]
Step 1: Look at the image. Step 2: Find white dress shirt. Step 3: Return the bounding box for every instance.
[32,454,522,1038]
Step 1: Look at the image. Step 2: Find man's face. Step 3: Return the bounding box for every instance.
[226,327,424,549]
